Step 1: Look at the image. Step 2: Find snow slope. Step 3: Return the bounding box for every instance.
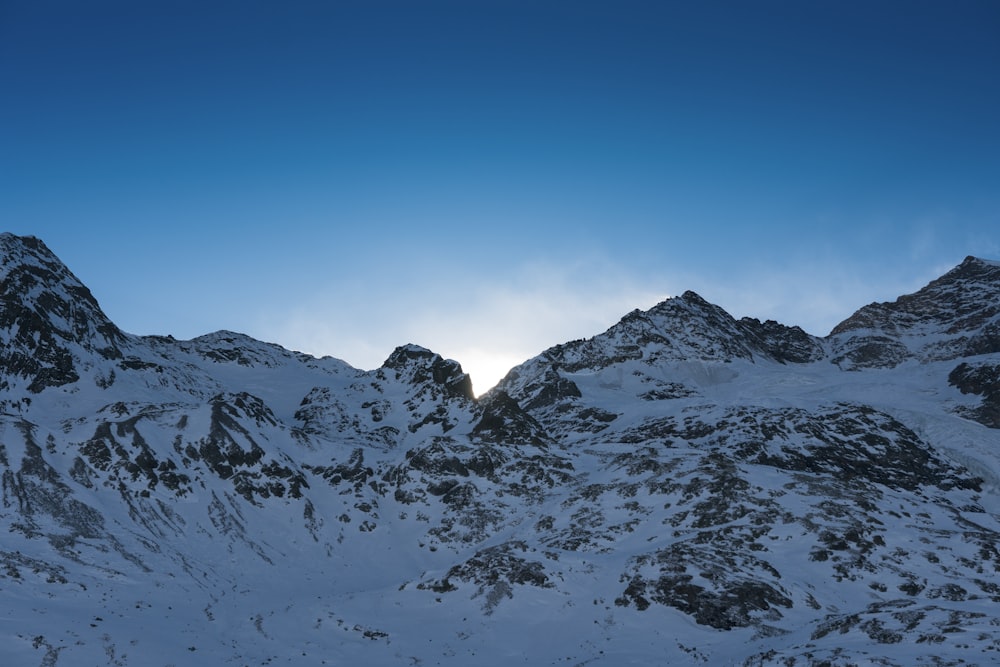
[2,233,999,666]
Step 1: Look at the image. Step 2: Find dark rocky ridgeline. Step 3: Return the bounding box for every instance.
[736,317,826,364]
[496,291,825,383]
[832,257,1000,338]
[829,256,1000,368]
[488,290,827,440]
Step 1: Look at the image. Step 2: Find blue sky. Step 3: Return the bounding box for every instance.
[2,1,999,392]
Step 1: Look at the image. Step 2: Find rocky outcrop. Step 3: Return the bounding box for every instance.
[381,344,475,401]
[949,360,1000,428]
[0,234,125,393]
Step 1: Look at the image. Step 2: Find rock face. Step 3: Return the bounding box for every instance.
[1,232,999,667]
[949,360,1000,428]
[0,234,125,393]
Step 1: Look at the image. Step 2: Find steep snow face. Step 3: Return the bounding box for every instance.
[2,233,999,667]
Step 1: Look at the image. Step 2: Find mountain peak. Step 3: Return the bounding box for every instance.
[382,344,475,400]
[383,343,437,364]
[960,254,1000,267]
[1,233,125,393]
[679,289,709,302]
[947,255,1000,280]
[829,256,1000,368]
[1,234,107,315]
[831,256,1000,336]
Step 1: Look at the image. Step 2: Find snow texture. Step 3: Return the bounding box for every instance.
[1,232,999,666]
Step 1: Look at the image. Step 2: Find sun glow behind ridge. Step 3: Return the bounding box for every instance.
[257,259,672,397]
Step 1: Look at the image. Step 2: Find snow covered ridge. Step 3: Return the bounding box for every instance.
[829,256,1000,369]
[1,233,1000,666]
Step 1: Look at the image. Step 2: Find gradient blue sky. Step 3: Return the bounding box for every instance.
[3,0,999,392]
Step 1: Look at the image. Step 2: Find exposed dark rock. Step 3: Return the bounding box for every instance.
[472,390,550,446]
[830,335,910,370]
[949,361,1000,428]
[382,344,475,400]
[419,540,554,614]
[616,572,792,630]
[738,317,826,363]
[0,234,125,392]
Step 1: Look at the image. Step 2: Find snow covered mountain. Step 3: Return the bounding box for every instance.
[2,232,998,666]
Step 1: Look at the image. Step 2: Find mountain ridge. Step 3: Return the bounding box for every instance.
[1,232,999,666]
[5,232,998,392]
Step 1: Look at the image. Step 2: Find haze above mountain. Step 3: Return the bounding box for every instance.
[1,232,999,666]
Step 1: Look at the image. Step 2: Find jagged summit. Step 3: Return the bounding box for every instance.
[382,343,475,400]
[493,288,825,417]
[832,256,1000,336]
[505,289,817,381]
[953,254,1000,270]
[383,343,447,365]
